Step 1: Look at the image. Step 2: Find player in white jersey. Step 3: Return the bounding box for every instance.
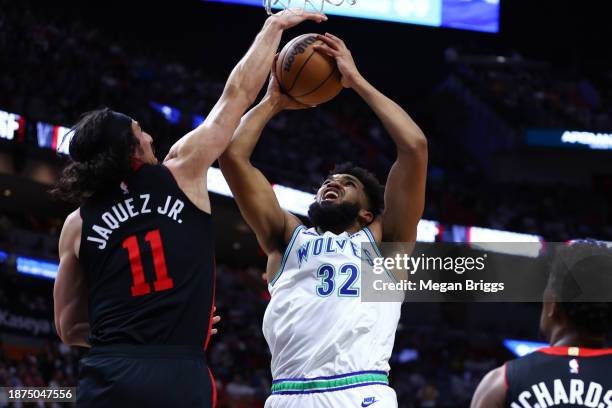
[219,33,427,407]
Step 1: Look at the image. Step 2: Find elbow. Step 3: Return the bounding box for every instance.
[56,320,71,345]
[398,131,428,155]
[60,324,87,347]
[55,321,63,341]
[57,324,74,345]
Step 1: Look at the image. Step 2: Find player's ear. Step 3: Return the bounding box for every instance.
[359,209,374,225]
[549,301,566,323]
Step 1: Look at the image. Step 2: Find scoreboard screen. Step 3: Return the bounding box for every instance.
[204,0,500,33]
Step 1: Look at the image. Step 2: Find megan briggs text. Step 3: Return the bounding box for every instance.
[373,279,505,293]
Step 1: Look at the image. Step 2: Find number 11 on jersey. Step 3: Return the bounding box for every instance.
[122,229,174,297]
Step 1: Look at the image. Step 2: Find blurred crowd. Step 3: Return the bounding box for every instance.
[448,50,612,132]
[1,1,610,242]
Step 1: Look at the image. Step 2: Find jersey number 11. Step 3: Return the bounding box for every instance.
[122,229,174,297]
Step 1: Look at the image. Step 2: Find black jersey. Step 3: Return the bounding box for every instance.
[506,346,612,408]
[79,164,215,348]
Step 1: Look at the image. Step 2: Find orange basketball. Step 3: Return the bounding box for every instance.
[276,33,343,106]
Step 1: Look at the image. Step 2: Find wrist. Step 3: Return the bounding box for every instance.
[261,96,284,115]
[348,72,367,90]
[264,16,284,32]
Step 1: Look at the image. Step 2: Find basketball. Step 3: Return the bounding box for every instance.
[276,33,343,106]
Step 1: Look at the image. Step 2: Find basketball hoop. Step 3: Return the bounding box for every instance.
[264,0,356,15]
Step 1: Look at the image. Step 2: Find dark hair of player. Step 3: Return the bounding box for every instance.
[52,108,138,203]
[547,240,612,337]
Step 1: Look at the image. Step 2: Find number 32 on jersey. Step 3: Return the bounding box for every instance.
[316,263,360,297]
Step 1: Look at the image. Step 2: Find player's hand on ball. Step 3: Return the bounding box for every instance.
[314,33,362,89]
[266,56,315,111]
[269,9,327,30]
[210,307,221,335]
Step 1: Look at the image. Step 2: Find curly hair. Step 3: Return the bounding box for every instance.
[548,240,612,337]
[327,162,385,216]
[51,108,138,203]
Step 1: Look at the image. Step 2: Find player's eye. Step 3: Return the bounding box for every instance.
[346,181,355,187]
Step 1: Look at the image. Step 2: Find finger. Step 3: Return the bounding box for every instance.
[212,315,221,323]
[211,328,218,335]
[325,33,347,51]
[299,11,328,22]
[316,34,340,50]
[313,44,340,58]
[325,32,344,44]
[271,54,279,77]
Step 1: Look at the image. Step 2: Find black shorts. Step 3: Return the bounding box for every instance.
[77,344,215,408]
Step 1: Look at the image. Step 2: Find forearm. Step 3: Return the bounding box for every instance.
[221,98,280,161]
[225,19,283,104]
[352,76,426,153]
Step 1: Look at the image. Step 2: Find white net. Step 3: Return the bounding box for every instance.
[263,0,356,15]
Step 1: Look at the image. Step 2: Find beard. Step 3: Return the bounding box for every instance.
[308,201,360,232]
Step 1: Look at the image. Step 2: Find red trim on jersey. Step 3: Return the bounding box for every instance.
[538,346,612,357]
[436,223,444,241]
[131,158,144,171]
[52,126,60,151]
[17,117,26,142]
[204,257,216,351]
[503,362,508,389]
[208,367,217,408]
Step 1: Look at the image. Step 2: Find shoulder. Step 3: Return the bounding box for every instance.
[471,365,506,408]
[60,209,82,257]
[161,162,211,214]
[283,214,304,245]
[63,209,82,232]
[365,217,383,243]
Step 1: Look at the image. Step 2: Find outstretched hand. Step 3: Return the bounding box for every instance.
[265,55,316,111]
[269,9,327,30]
[314,33,363,89]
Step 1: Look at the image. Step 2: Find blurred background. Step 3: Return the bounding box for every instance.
[0,0,610,406]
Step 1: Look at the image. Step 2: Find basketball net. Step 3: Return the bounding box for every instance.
[263,0,356,15]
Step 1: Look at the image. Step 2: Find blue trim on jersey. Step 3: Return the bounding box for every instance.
[363,227,399,284]
[270,225,305,286]
[363,227,383,257]
[272,381,390,395]
[272,370,388,383]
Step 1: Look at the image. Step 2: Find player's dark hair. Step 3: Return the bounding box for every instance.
[52,108,138,203]
[548,240,612,337]
[328,163,384,216]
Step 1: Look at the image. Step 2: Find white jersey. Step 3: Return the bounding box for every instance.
[262,225,402,384]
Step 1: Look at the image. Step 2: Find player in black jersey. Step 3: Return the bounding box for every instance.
[51,10,327,408]
[471,240,612,408]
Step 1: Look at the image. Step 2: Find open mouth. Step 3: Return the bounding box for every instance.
[322,189,340,201]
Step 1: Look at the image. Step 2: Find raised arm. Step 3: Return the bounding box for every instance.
[471,366,507,408]
[315,33,427,242]
[54,210,90,348]
[218,72,305,257]
[164,11,327,179]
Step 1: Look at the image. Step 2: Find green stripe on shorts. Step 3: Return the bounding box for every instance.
[271,373,388,393]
